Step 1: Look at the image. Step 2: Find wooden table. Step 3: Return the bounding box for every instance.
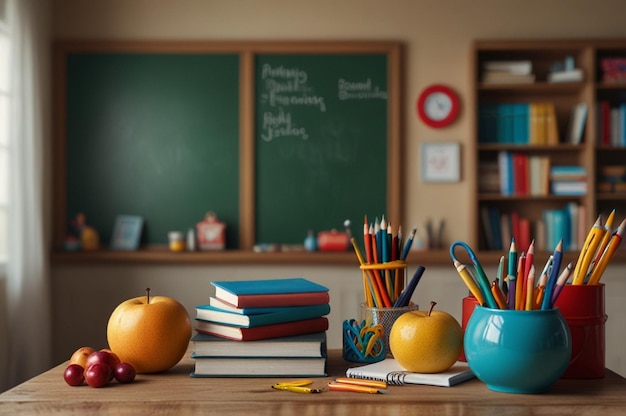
[1,349,625,415]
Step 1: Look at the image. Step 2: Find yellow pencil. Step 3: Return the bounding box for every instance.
[454,260,486,306]
[525,264,535,311]
[351,237,377,307]
[587,218,625,285]
[572,215,605,285]
[586,209,616,282]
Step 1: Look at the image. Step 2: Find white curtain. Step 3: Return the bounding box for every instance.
[2,0,51,391]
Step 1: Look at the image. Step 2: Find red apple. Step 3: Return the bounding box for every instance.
[107,288,191,373]
[86,350,117,368]
[84,363,112,388]
[114,362,136,383]
[63,364,85,386]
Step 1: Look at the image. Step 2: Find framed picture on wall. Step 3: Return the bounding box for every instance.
[110,215,144,250]
[420,142,461,183]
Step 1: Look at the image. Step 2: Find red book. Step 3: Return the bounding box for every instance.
[518,218,531,253]
[195,317,329,341]
[512,153,528,195]
[600,100,611,145]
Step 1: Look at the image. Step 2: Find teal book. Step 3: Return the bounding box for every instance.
[195,303,331,327]
[211,278,330,308]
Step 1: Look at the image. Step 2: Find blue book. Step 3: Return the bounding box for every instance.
[195,303,331,328]
[211,278,330,308]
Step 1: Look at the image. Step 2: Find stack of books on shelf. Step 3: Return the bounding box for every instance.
[482,60,535,84]
[600,57,626,83]
[596,100,626,147]
[597,166,626,193]
[478,102,558,145]
[481,202,584,252]
[550,165,587,196]
[497,151,550,197]
[191,277,330,377]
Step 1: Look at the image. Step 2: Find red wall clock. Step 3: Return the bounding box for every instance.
[416,84,460,128]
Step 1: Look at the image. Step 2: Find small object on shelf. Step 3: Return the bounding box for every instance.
[304,230,318,252]
[547,68,584,83]
[110,215,143,251]
[186,228,196,251]
[168,231,186,252]
[70,213,100,251]
[196,212,226,250]
[317,229,350,251]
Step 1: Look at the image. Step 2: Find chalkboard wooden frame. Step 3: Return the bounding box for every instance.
[52,41,403,263]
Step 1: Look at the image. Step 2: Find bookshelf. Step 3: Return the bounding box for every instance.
[472,39,626,257]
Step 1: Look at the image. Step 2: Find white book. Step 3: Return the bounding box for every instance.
[547,68,584,83]
[483,60,532,74]
[346,359,474,387]
[567,103,588,144]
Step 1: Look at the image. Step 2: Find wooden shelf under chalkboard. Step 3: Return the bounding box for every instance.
[49,249,453,266]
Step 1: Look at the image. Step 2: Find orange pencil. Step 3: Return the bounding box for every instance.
[491,280,508,309]
[369,235,392,307]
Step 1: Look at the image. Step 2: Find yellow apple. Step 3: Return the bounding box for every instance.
[389,301,463,373]
[107,288,191,373]
[69,346,96,369]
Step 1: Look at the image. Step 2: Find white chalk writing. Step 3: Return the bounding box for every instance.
[337,78,387,100]
[260,109,308,142]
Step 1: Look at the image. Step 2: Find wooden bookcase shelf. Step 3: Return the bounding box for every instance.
[49,248,454,266]
[472,39,626,257]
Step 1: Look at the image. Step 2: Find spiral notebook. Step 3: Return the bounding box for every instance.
[346,358,474,387]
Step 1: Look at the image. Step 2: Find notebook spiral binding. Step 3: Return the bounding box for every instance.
[348,371,408,385]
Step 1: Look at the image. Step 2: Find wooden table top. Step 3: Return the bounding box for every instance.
[1,349,626,415]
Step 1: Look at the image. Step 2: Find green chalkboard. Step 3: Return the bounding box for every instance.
[65,53,240,246]
[255,54,389,244]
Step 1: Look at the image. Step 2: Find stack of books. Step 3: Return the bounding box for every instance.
[191,277,330,377]
[600,58,626,83]
[482,60,535,84]
[550,165,588,196]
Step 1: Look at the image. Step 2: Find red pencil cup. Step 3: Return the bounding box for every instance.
[553,283,607,379]
[459,295,480,362]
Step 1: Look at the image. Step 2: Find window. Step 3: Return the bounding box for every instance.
[0,0,9,263]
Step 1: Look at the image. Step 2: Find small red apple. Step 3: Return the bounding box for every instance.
[84,363,112,388]
[63,364,85,386]
[86,350,117,369]
[114,362,136,383]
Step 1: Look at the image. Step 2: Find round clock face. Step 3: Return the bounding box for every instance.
[417,85,460,128]
[424,92,453,121]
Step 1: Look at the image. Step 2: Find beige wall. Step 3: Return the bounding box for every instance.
[51,0,626,376]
